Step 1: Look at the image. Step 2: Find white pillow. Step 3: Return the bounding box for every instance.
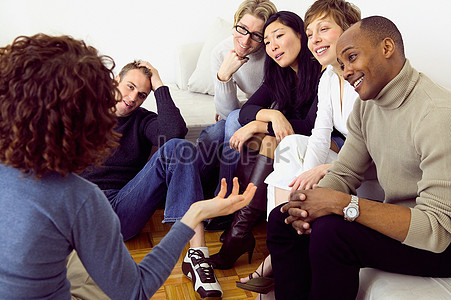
[175,42,204,90]
[188,17,233,95]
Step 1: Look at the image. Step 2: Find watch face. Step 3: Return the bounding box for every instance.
[347,207,358,218]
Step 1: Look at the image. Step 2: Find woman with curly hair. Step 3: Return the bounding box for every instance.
[0,33,255,299]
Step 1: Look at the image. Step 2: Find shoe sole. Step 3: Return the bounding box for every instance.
[235,277,274,294]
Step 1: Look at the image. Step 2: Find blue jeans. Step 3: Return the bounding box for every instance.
[104,139,203,241]
[197,109,242,196]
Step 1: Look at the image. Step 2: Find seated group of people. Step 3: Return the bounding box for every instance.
[0,0,450,299]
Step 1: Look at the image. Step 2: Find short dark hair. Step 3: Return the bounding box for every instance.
[0,34,120,178]
[360,15,405,58]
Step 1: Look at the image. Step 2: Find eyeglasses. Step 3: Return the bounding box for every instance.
[235,25,263,43]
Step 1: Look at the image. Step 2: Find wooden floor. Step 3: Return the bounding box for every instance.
[124,209,268,300]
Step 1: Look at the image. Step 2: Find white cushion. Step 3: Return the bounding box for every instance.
[357,268,451,299]
[175,42,204,90]
[187,17,233,95]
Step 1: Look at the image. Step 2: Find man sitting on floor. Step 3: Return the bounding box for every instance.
[81,60,222,298]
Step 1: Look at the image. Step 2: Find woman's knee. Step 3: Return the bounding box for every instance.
[259,135,277,158]
[278,134,305,149]
[273,134,307,165]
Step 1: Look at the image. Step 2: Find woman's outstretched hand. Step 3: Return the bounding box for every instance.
[180,178,257,230]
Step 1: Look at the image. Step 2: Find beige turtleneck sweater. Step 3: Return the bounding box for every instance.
[319,60,451,253]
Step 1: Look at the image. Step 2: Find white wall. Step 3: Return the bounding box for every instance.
[1,0,450,89]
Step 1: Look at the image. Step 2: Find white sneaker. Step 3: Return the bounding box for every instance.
[182,247,223,298]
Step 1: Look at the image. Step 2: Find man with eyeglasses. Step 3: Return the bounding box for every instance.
[197,0,277,219]
[212,0,276,121]
[235,24,264,43]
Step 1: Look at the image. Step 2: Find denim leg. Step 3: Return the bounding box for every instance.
[197,120,226,145]
[215,109,242,195]
[196,120,225,179]
[107,138,203,241]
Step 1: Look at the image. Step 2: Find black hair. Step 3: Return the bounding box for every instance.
[262,11,322,112]
[360,15,405,58]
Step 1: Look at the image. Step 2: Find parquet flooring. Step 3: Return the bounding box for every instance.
[124,209,269,300]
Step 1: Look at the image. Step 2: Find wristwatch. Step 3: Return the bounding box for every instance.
[343,195,359,222]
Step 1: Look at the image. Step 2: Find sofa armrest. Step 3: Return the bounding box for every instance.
[175,42,204,90]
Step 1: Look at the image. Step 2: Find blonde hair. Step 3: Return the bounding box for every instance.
[233,0,278,27]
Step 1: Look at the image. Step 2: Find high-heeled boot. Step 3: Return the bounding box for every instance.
[218,152,272,242]
[205,146,259,232]
[210,154,273,269]
[235,146,260,192]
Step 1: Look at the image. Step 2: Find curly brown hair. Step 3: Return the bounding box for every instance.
[0,33,121,178]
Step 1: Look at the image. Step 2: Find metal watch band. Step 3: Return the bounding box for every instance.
[343,195,359,222]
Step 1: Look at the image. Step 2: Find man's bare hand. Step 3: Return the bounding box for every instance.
[137,60,164,91]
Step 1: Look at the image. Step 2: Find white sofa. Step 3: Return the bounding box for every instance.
[141,18,231,143]
[142,18,451,299]
[141,17,246,143]
[140,40,216,143]
[357,268,451,299]
[355,169,451,297]
[141,80,215,143]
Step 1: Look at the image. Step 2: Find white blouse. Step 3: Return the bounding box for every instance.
[301,65,358,173]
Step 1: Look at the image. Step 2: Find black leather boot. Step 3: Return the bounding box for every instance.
[235,146,260,192]
[206,146,259,233]
[218,152,272,242]
[210,154,273,269]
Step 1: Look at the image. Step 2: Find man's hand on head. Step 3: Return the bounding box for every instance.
[138,60,164,91]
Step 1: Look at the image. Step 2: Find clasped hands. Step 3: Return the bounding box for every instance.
[281,187,340,235]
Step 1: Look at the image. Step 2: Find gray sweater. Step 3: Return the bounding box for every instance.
[0,164,194,299]
[211,36,265,119]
